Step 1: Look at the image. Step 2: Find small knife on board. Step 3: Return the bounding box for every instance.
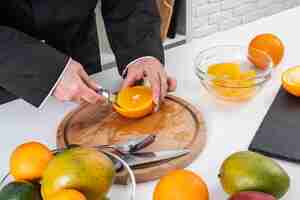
[122,149,190,167]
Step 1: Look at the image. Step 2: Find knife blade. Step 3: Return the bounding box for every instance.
[97,79,151,105]
[122,149,190,167]
[97,88,117,104]
[93,134,156,154]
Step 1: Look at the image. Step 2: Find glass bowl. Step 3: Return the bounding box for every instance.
[194,45,273,102]
[0,151,136,200]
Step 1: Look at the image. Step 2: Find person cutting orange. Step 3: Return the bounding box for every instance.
[0,0,176,108]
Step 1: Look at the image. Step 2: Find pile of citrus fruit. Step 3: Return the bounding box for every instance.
[0,141,115,200]
[113,86,154,119]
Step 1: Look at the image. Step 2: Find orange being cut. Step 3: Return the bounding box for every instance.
[153,169,209,200]
[113,86,154,118]
[10,141,53,181]
[249,33,284,69]
[47,189,87,200]
[282,66,300,97]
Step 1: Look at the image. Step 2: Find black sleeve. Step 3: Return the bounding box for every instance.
[101,0,165,75]
[0,26,69,107]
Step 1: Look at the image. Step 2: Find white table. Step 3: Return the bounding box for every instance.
[1,7,300,199]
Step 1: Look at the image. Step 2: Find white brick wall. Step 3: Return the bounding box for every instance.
[192,0,300,38]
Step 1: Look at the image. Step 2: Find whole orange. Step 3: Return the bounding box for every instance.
[153,169,209,200]
[249,33,284,69]
[47,189,87,200]
[10,141,53,181]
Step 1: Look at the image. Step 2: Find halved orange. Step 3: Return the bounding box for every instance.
[113,86,154,119]
[282,66,300,96]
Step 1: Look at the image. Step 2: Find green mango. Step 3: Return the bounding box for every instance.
[219,151,290,199]
[41,147,115,200]
[0,181,42,200]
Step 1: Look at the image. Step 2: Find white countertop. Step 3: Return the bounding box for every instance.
[1,7,300,199]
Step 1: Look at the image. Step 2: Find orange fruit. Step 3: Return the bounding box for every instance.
[47,189,87,200]
[249,33,284,69]
[10,141,53,181]
[238,70,257,87]
[113,86,154,118]
[153,169,209,200]
[207,63,257,101]
[207,63,241,79]
[248,48,271,70]
[282,66,300,96]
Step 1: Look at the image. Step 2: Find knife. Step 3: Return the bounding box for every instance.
[92,134,156,154]
[97,87,118,104]
[121,149,190,167]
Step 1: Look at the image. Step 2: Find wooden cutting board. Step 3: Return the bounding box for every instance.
[57,95,206,184]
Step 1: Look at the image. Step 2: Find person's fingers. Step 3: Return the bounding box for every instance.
[72,96,84,104]
[68,90,83,104]
[87,78,100,91]
[79,68,100,90]
[80,84,105,104]
[53,86,70,102]
[144,69,160,104]
[121,68,144,89]
[159,70,168,100]
[167,76,177,92]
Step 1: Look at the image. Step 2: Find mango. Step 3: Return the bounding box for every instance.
[0,181,42,200]
[229,191,276,200]
[219,151,290,199]
[41,147,115,200]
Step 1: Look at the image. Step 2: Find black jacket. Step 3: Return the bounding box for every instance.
[0,0,164,107]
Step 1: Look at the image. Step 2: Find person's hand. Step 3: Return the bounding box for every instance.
[121,57,177,104]
[53,58,104,104]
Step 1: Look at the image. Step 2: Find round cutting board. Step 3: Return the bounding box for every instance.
[57,95,206,184]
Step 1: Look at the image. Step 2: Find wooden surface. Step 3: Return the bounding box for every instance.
[57,95,206,184]
[156,0,175,41]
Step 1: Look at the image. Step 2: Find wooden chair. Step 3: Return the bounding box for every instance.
[156,0,175,41]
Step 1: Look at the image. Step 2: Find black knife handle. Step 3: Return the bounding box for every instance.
[130,135,156,152]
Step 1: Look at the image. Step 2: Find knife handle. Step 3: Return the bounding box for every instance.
[130,135,156,152]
